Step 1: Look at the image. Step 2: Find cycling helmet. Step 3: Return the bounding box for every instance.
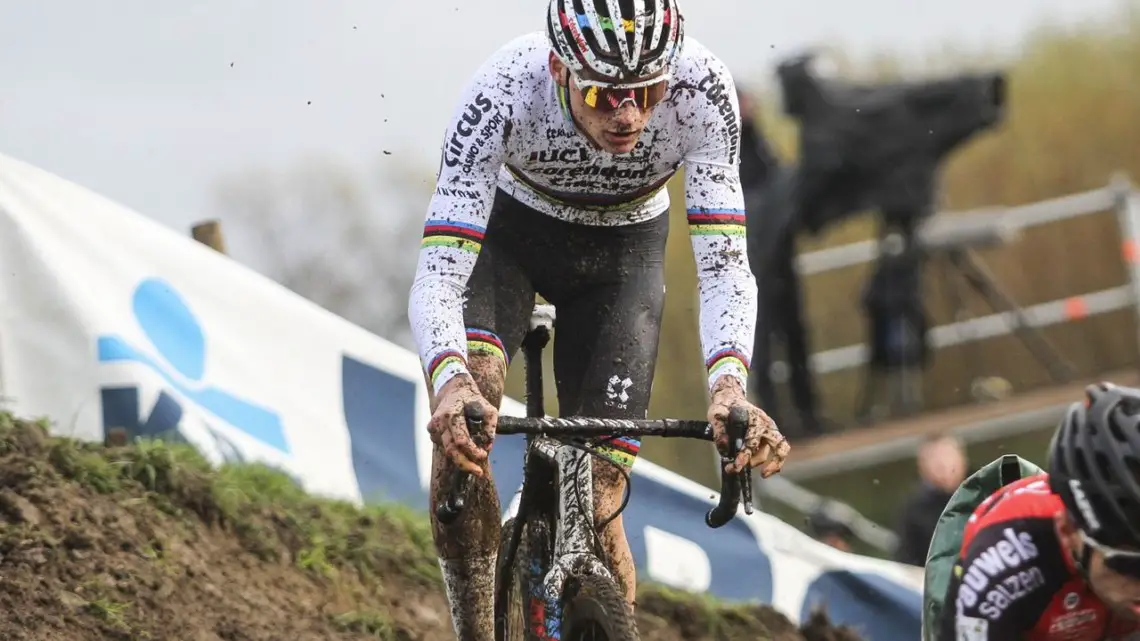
[1049,382,1140,548]
[547,0,685,81]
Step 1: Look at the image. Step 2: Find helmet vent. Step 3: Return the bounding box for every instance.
[1074,450,1092,481]
[1126,455,1140,486]
[1095,451,1111,477]
[1109,407,1130,442]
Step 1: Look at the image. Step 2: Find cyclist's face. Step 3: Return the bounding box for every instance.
[1086,550,1140,619]
[548,55,662,155]
[1058,513,1140,618]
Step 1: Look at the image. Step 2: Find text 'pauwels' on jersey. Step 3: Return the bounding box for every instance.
[956,527,1043,620]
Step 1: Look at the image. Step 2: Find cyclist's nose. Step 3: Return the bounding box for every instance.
[610,103,641,126]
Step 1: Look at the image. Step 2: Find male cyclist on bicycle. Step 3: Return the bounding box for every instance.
[408,0,791,637]
[935,382,1140,640]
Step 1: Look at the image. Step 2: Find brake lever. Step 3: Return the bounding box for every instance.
[727,406,754,516]
[435,401,486,526]
[706,405,752,528]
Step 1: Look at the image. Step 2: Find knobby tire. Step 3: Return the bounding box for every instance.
[560,573,638,641]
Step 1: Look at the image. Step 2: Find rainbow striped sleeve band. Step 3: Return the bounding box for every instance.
[706,347,750,388]
[686,209,746,237]
[592,435,642,468]
[427,349,468,395]
[466,328,509,368]
[421,219,486,255]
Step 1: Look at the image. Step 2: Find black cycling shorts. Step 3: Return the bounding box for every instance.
[462,189,668,467]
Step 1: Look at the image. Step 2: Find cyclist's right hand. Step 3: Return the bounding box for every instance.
[428,375,499,477]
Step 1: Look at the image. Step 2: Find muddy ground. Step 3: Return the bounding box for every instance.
[0,414,862,641]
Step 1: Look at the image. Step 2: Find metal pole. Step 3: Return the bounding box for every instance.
[1111,173,1140,369]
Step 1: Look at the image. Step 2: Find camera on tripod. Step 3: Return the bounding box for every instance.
[754,51,1040,422]
[776,50,1006,236]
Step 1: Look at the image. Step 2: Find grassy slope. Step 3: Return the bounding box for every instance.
[0,412,860,641]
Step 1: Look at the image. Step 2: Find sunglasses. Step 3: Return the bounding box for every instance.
[569,72,671,112]
[1081,530,1140,577]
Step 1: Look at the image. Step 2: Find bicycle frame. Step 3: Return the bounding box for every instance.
[499,307,617,638]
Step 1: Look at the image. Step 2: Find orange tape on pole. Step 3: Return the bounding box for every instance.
[1123,239,1138,264]
[1064,297,1089,320]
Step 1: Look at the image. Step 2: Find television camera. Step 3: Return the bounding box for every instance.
[745,52,1045,422]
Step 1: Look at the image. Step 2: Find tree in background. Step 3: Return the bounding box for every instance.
[213,155,430,349]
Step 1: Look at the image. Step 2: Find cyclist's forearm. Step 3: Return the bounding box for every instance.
[408,185,496,394]
[684,177,756,392]
[696,271,756,392]
[409,271,471,394]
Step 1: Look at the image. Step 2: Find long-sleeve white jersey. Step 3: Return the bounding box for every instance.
[409,31,757,397]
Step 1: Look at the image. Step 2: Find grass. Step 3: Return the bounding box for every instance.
[0,412,443,595]
[85,597,131,631]
[328,610,397,639]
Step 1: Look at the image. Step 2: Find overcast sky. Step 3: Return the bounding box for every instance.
[0,0,1120,236]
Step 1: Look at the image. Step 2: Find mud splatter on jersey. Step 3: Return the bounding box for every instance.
[409,31,755,394]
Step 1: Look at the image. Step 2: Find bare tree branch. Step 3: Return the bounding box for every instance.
[212,154,432,348]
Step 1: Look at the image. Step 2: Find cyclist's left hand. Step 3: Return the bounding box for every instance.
[707,376,790,478]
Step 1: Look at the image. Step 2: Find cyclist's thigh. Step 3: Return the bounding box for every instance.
[547,213,669,425]
[462,190,537,387]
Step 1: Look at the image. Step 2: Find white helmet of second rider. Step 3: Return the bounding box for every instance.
[547,0,685,82]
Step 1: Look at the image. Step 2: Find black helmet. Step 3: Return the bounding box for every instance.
[1049,382,1140,548]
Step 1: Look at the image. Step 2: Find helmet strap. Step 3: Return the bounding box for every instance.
[1074,539,1094,582]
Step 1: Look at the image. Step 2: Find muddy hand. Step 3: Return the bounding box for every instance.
[428,376,498,477]
[737,407,790,478]
[707,377,791,477]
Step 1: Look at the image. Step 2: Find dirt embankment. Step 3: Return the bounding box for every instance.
[0,413,862,641]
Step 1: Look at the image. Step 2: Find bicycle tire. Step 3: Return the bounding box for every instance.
[560,573,638,641]
[496,516,553,641]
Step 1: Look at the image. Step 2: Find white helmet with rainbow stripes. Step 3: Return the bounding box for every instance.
[546,0,685,82]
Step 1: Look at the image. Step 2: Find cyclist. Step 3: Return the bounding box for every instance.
[935,382,1140,640]
[407,0,791,637]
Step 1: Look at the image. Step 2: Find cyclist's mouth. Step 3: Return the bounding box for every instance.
[604,129,639,145]
[1124,601,1140,619]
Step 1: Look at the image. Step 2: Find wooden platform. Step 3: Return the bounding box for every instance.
[780,368,1140,481]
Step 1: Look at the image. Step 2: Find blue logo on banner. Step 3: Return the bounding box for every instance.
[97,277,288,454]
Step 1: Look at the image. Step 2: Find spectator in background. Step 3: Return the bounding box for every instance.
[738,86,825,439]
[736,89,779,191]
[806,500,856,552]
[892,433,968,566]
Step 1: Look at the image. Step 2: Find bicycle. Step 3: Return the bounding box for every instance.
[437,304,755,641]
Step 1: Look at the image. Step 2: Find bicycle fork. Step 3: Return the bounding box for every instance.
[527,439,617,640]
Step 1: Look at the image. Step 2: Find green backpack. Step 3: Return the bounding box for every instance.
[920,454,1046,641]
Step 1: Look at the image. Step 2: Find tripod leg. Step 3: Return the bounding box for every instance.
[856,364,880,424]
[949,250,1076,383]
[940,256,993,402]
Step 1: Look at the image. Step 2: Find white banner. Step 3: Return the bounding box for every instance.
[0,151,924,640]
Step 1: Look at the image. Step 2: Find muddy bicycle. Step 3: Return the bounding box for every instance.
[438,305,755,641]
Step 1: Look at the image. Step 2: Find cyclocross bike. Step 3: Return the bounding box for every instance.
[437,304,755,641]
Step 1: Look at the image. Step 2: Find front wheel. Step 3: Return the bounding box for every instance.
[560,573,638,641]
